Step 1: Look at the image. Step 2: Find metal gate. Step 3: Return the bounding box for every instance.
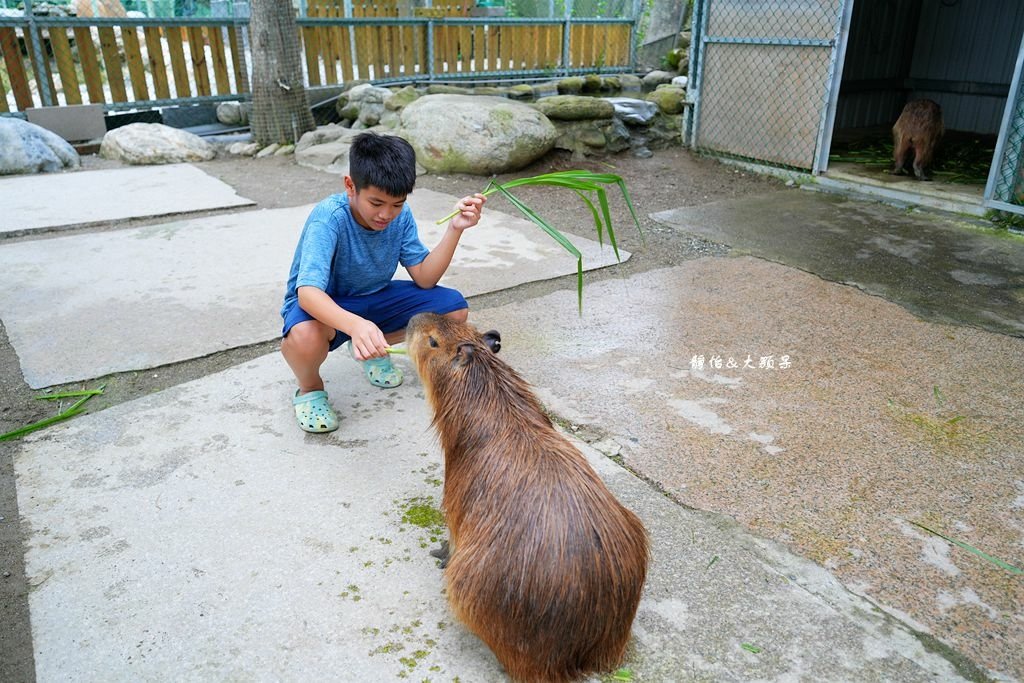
[687,0,852,173]
[985,31,1024,217]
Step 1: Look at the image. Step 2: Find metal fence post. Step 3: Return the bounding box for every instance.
[426,18,435,81]
[629,0,641,70]
[561,0,572,75]
[23,0,54,106]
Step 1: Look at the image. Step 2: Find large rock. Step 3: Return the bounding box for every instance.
[341,83,395,127]
[100,123,215,164]
[604,97,658,125]
[216,101,252,126]
[646,86,686,115]
[401,95,557,175]
[642,69,676,88]
[531,95,615,121]
[0,118,80,175]
[295,125,363,174]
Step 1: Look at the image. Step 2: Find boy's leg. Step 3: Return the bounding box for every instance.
[281,313,340,433]
[281,319,335,394]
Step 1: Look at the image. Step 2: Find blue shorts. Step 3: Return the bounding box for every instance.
[281,280,468,352]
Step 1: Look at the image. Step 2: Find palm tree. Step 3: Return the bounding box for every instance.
[248,0,315,146]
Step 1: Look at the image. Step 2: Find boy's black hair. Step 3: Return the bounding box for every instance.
[348,132,417,197]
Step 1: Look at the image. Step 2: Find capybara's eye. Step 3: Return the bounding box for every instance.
[429,337,438,348]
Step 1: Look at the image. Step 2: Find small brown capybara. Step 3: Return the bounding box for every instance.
[405,313,649,683]
[892,98,944,181]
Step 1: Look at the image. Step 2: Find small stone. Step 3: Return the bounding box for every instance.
[255,143,280,158]
[274,144,295,156]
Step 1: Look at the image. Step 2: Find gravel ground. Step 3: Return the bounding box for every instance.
[0,144,781,682]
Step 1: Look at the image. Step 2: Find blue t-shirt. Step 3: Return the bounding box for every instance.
[281,193,429,317]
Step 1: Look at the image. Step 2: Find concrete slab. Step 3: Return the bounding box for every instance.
[14,350,963,681]
[650,189,1024,338]
[0,164,255,235]
[476,259,1023,682]
[0,188,627,388]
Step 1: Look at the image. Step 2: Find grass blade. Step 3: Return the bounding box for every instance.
[35,389,104,400]
[1,384,106,442]
[912,521,1023,575]
[573,188,605,247]
[0,408,87,441]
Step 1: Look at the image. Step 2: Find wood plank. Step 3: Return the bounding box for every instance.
[458,22,470,72]
[302,26,321,87]
[187,26,210,96]
[486,23,498,71]
[165,27,191,98]
[97,27,127,102]
[207,26,230,94]
[73,27,105,103]
[144,26,171,99]
[227,25,248,93]
[323,4,340,84]
[20,29,56,105]
[570,23,583,68]
[48,27,82,105]
[0,67,8,112]
[121,25,150,101]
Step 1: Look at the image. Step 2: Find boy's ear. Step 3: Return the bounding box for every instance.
[343,176,357,195]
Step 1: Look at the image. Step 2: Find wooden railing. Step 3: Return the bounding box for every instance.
[0,13,634,113]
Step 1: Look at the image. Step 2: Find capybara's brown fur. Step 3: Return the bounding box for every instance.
[892,99,944,180]
[406,313,649,683]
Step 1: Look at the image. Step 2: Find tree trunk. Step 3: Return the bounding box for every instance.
[249,0,316,147]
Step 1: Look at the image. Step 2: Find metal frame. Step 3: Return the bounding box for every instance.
[813,0,853,175]
[688,0,851,173]
[984,28,1024,216]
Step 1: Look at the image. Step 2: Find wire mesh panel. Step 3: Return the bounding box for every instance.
[985,36,1024,215]
[691,0,846,171]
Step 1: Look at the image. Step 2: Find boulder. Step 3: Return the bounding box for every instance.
[618,74,643,92]
[646,86,686,115]
[385,85,421,111]
[216,101,252,126]
[401,95,557,174]
[425,84,473,95]
[550,118,630,158]
[343,83,394,127]
[557,77,585,94]
[99,123,215,164]
[296,125,364,174]
[582,74,603,93]
[0,118,80,175]
[532,95,615,121]
[506,84,535,100]
[642,69,676,88]
[604,97,658,126]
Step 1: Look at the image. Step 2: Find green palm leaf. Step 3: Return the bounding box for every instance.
[435,170,641,309]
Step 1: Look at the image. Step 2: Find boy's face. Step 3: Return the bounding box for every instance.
[344,176,407,231]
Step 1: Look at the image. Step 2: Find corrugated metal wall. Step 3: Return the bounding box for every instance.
[836,0,1024,134]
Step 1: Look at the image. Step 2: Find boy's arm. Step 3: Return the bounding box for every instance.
[297,286,390,359]
[406,193,486,289]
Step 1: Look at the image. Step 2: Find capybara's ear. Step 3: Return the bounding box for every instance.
[483,330,501,354]
[455,343,475,367]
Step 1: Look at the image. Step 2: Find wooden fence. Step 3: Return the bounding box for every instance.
[0,13,634,112]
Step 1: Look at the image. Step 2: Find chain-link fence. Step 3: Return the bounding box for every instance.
[688,0,846,172]
[987,71,1024,214]
[1,0,637,114]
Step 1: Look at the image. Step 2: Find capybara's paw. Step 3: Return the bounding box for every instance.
[429,540,450,568]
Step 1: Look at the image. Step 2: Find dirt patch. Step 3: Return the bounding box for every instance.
[0,144,780,681]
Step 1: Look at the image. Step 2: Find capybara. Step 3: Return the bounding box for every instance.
[892,99,944,180]
[406,313,649,683]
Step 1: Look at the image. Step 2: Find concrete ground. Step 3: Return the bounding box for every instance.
[1,152,1022,682]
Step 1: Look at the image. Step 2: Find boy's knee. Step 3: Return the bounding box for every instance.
[444,308,469,324]
[283,320,333,353]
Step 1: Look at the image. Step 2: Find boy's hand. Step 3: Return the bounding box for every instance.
[449,193,486,232]
[349,319,390,360]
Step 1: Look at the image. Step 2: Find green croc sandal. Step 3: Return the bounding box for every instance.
[293,390,339,433]
[348,342,403,388]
